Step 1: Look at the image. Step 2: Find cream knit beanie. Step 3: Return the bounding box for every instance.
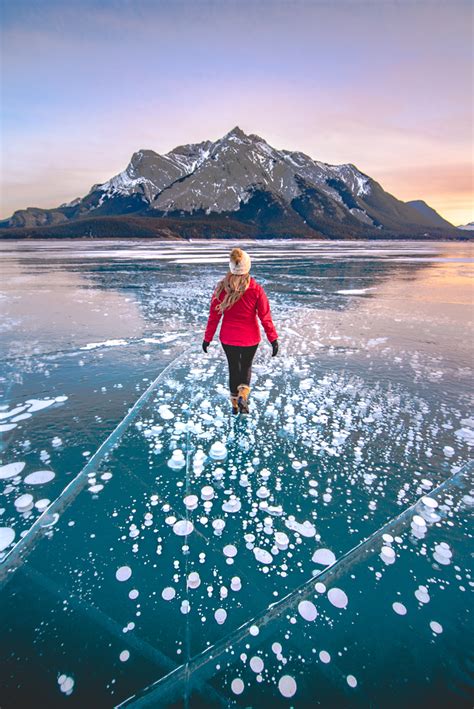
[229,248,251,275]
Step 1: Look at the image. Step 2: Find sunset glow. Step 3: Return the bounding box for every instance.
[1,0,472,225]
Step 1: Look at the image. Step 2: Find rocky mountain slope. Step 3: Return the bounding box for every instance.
[1,126,464,240]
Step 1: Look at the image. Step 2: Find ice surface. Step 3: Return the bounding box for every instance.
[1,341,472,707]
[0,240,473,706]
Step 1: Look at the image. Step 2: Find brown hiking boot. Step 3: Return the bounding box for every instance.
[237,384,251,414]
[230,395,239,415]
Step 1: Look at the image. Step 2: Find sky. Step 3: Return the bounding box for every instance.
[1,0,472,225]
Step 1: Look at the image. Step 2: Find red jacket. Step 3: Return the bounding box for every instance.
[204,277,278,346]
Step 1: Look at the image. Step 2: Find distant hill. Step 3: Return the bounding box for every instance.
[1,126,467,240]
[457,221,474,230]
[405,200,454,229]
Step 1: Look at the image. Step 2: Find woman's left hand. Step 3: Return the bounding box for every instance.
[202,340,210,353]
[271,339,279,357]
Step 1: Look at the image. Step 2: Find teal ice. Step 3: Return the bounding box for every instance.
[0,240,473,707]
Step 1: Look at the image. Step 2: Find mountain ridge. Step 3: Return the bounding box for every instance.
[1,126,466,240]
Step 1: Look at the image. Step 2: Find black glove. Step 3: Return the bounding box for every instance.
[271,339,279,357]
[202,340,210,353]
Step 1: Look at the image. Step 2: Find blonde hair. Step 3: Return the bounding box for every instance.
[214,248,250,313]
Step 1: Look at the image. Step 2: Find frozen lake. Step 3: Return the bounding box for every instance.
[0,239,473,707]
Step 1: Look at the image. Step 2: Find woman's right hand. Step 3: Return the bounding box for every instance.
[271,339,279,357]
[202,340,210,353]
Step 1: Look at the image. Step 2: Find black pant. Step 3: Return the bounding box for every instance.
[221,343,259,396]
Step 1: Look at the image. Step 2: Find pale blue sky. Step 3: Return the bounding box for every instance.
[1,0,472,223]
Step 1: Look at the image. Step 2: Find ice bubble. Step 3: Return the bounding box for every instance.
[253,548,273,565]
[23,469,55,485]
[214,608,227,624]
[443,446,455,457]
[231,678,244,695]
[173,520,194,536]
[222,497,241,513]
[168,449,185,469]
[382,534,394,543]
[40,512,59,528]
[59,675,74,694]
[187,572,201,589]
[201,485,214,500]
[213,467,224,480]
[381,546,396,561]
[0,423,17,433]
[180,600,191,614]
[116,566,132,582]
[0,527,15,552]
[266,504,283,516]
[433,545,452,564]
[35,499,50,511]
[347,675,357,688]
[209,441,227,460]
[256,486,270,499]
[88,484,104,494]
[434,542,452,558]
[249,625,259,636]
[0,405,26,420]
[285,518,316,537]
[278,675,297,698]
[327,587,348,609]
[432,552,450,565]
[312,548,336,566]
[223,544,238,558]
[421,496,438,509]
[184,495,198,510]
[430,621,443,634]
[315,582,326,594]
[249,656,264,673]
[26,398,55,413]
[11,413,32,422]
[14,494,34,512]
[161,587,176,601]
[272,642,282,654]
[298,600,318,621]
[0,462,25,480]
[392,602,407,616]
[119,650,130,662]
[212,519,226,533]
[412,514,426,527]
[129,589,139,600]
[415,588,430,604]
[275,532,289,550]
[158,405,174,420]
[231,576,242,591]
[319,650,331,663]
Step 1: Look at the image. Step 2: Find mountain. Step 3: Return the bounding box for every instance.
[457,221,474,230]
[405,200,454,229]
[1,126,465,240]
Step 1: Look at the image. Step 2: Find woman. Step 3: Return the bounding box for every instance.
[203,247,279,415]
